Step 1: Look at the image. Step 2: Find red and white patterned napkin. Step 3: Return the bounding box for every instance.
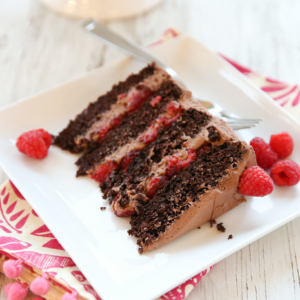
[1,29,299,300]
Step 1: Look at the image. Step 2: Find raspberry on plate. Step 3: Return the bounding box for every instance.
[250,137,269,158]
[257,148,278,169]
[270,160,300,186]
[16,129,52,159]
[250,137,278,169]
[238,166,274,197]
[270,132,294,158]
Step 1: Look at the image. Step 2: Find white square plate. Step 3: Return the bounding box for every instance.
[0,35,299,300]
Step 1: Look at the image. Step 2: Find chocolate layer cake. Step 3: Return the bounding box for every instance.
[54,63,256,253]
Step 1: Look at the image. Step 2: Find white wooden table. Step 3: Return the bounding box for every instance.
[1,0,300,299]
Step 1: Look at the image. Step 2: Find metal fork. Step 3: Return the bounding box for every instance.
[79,19,262,130]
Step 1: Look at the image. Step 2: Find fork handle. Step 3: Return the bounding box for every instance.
[80,20,167,69]
[79,19,187,88]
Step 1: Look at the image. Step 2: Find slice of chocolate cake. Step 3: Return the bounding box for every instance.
[54,63,257,253]
[53,63,170,153]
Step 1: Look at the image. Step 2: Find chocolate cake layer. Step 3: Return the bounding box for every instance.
[53,63,157,153]
[128,141,252,253]
[76,80,182,176]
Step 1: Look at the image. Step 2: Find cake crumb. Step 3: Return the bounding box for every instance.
[228,234,233,240]
[197,227,201,229]
[216,222,226,232]
[100,207,106,211]
[209,219,216,228]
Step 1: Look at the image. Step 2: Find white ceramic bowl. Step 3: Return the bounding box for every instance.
[39,0,162,20]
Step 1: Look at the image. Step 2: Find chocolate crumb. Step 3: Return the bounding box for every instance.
[100,207,106,211]
[217,222,226,232]
[209,219,217,228]
[197,227,201,229]
[228,234,233,239]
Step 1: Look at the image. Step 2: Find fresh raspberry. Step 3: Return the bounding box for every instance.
[150,95,162,107]
[238,166,274,197]
[127,88,152,113]
[257,148,278,169]
[250,137,269,159]
[250,137,278,169]
[120,151,138,170]
[270,160,300,186]
[16,129,52,159]
[147,176,169,197]
[270,132,294,158]
[89,161,118,183]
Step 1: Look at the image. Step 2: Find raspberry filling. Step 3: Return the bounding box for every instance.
[126,88,153,113]
[165,150,197,178]
[146,145,211,198]
[150,95,162,107]
[97,125,110,143]
[120,150,139,170]
[138,101,182,144]
[89,160,118,183]
[138,124,160,144]
[147,176,169,198]
[112,194,136,218]
[97,113,127,143]
[166,101,182,115]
